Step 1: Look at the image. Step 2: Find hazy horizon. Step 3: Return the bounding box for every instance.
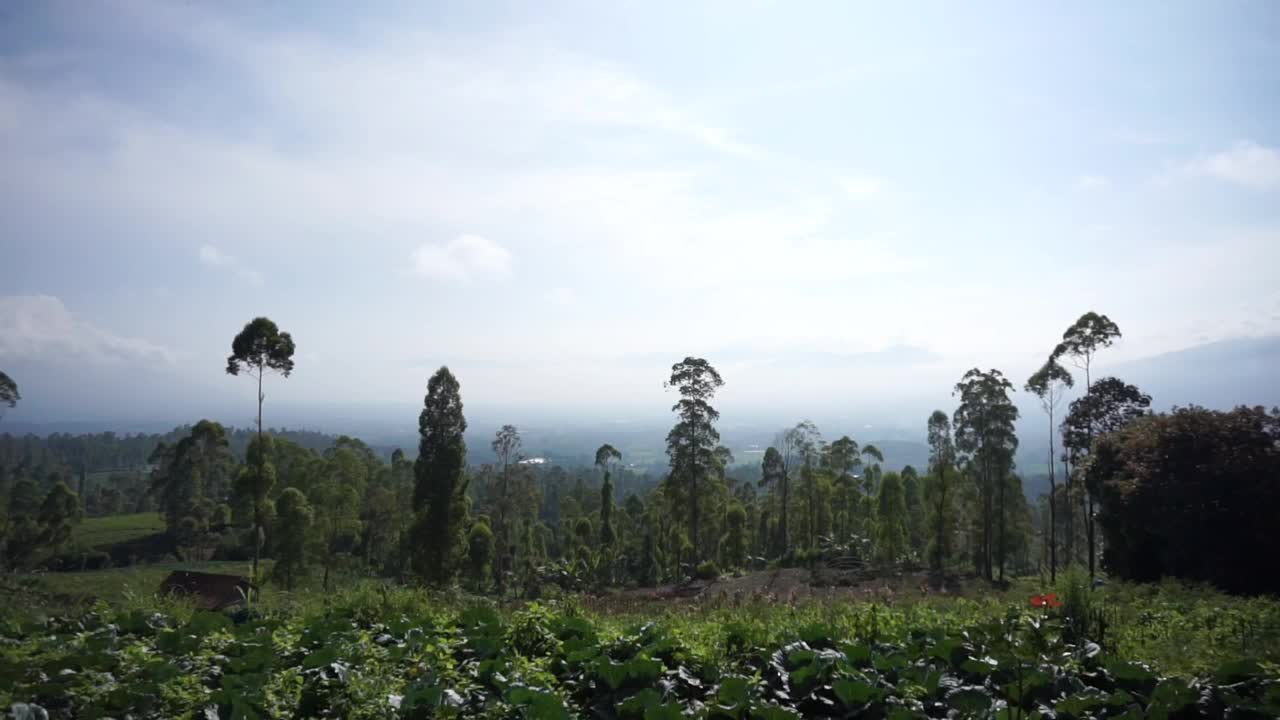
[4,2,1279,430]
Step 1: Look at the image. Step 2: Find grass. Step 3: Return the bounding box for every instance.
[70,512,166,548]
[0,560,272,614]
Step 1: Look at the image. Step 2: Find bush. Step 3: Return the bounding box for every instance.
[1092,405,1280,594]
[694,560,719,580]
[1058,567,1093,644]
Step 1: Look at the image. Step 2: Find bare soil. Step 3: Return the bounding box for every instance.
[582,567,988,614]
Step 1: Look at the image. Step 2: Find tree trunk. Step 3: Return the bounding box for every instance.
[1048,406,1057,584]
[997,461,1006,584]
[779,475,789,557]
[1064,456,1074,567]
[1086,493,1096,579]
[253,367,264,582]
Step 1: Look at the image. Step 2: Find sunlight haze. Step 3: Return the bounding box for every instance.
[3,1,1279,428]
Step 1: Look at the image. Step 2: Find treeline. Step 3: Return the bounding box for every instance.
[3,312,1277,595]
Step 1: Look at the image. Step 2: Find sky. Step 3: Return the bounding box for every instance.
[2,1,1279,430]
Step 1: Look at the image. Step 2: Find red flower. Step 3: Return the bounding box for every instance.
[1031,593,1063,609]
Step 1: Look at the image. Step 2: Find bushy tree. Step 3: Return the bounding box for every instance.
[273,487,313,590]
[467,518,495,592]
[721,502,748,570]
[953,369,1019,581]
[0,370,18,420]
[875,472,908,564]
[1090,405,1280,594]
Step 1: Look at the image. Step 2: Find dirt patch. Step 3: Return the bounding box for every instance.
[583,568,984,614]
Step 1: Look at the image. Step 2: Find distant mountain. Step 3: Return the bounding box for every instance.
[1108,335,1280,411]
[1016,334,1280,500]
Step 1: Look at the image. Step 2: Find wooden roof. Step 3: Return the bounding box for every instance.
[159,570,257,610]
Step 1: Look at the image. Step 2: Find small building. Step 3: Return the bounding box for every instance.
[159,570,257,610]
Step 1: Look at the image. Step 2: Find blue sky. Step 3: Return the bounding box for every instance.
[2,1,1279,426]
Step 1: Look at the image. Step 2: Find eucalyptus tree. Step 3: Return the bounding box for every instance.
[664,357,724,562]
[860,444,884,495]
[0,371,18,421]
[491,425,522,588]
[953,369,1019,582]
[758,447,786,555]
[1062,376,1150,578]
[1053,312,1121,393]
[827,435,861,542]
[875,471,908,564]
[595,443,622,548]
[226,317,295,579]
[233,434,277,579]
[1025,356,1074,582]
[925,410,956,572]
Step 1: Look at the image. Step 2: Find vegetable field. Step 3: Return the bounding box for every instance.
[3,582,1278,719]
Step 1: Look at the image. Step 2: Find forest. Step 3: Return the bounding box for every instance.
[1,312,1278,719]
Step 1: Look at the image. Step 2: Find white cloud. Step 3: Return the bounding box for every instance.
[548,287,576,306]
[198,244,232,266]
[411,235,513,282]
[1075,175,1109,190]
[0,295,174,364]
[839,175,884,198]
[1184,141,1280,190]
[196,244,262,284]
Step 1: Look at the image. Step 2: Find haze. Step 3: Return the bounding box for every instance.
[3,1,1279,433]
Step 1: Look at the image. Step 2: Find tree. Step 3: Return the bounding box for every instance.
[38,481,83,556]
[0,370,18,421]
[758,447,786,556]
[491,425,522,589]
[826,435,861,541]
[1053,312,1121,392]
[664,357,724,563]
[595,444,621,549]
[860,444,884,497]
[1062,376,1150,578]
[1090,405,1280,594]
[901,465,925,557]
[413,366,468,585]
[467,518,495,592]
[925,410,956,572]
[226,317,296,581]
[1024,357,1074,582]
[875,472,908,564]
[721,502,748,570]
[953,369,1019,582]
[233,434,276,579]
[149,421,233,536]
[312,447,365,590]
[273,487,313,590]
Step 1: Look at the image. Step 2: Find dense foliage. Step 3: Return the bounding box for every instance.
[2,588,1277,719]
[1090,405,1280,594]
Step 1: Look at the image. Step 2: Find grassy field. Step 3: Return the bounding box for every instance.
[0,560,271,612]
[70,512,166,548]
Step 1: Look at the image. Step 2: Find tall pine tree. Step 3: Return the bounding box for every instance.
[413,367,468,585]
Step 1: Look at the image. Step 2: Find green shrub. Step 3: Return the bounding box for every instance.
[695,560,719,580]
